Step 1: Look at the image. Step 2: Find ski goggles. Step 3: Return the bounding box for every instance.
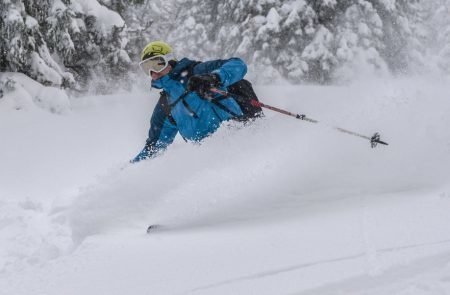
[139,53,175,75]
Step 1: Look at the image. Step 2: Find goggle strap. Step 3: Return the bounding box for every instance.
[139,52,175,74]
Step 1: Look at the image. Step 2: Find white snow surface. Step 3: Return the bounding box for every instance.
[1,75,450,294]
[0,73,70,113]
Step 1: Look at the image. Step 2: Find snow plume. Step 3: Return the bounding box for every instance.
[0,200,73,273]
[67,122,273,241]
[65,77,450,243]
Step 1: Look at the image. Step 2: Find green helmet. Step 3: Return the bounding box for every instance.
[140,41,173,61]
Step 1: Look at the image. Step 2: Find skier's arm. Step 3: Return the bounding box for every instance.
[131,101,178,163]
[193,58,248,87]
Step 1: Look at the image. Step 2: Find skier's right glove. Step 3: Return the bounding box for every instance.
[187,73,221,97]
[130,145,152,163]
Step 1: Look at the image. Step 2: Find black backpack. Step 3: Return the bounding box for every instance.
[227,79,263,121]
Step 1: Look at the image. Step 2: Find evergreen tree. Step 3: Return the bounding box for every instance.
[334,0,388,80]
[370,0,428,74]
[0,0,69,86]
[1,0,30,74]
[1,0,132,94]
[163,0,211,59]
[427,0,450,76]
[1,0,445,94]
[124,0,176,61]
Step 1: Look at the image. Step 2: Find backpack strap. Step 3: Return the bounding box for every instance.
[209,96,241,118]
[177,60,243,119]
[167,91,199,119]
[159,91,178,126]
[159,91,190,142]
[169,60,201,85]
[166,60,202,119]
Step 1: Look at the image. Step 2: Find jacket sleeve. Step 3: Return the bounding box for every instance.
[193,58,248,87]
[131,100,178,163]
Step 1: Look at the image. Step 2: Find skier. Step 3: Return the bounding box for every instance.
[131,41,263,163]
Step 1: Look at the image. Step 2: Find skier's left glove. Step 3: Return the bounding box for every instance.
[187,73,221,97]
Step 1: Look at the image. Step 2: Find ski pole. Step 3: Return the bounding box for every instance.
[210,88,388,148]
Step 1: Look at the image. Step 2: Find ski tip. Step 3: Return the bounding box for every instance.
[146,224,163,234]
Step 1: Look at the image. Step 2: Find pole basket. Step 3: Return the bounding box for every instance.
[371,133,389,148]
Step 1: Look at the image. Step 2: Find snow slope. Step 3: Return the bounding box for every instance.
[1,75,450,294]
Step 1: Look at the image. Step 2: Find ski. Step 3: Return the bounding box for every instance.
[146,224,162,234]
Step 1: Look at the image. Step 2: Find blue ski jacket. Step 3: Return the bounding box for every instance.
[131,57,246,163]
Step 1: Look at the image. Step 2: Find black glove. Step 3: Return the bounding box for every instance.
[187,73,221,97]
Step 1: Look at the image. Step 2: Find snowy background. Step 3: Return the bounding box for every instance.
[2,0,450,92]
[2,0,450,294]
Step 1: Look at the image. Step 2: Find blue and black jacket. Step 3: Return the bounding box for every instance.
[131,57,247,163]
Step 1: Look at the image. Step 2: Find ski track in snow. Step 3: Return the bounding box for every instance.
[1,76,450,294]
[187,237,450,293]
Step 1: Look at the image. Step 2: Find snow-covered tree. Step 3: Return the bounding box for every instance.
[333,0,388,80]
[124,0,176,61]
[1,0,445,95]
[426,0,450,76]
[1,0,30,74]
[1,0,132,94]
[163,0,213,60]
